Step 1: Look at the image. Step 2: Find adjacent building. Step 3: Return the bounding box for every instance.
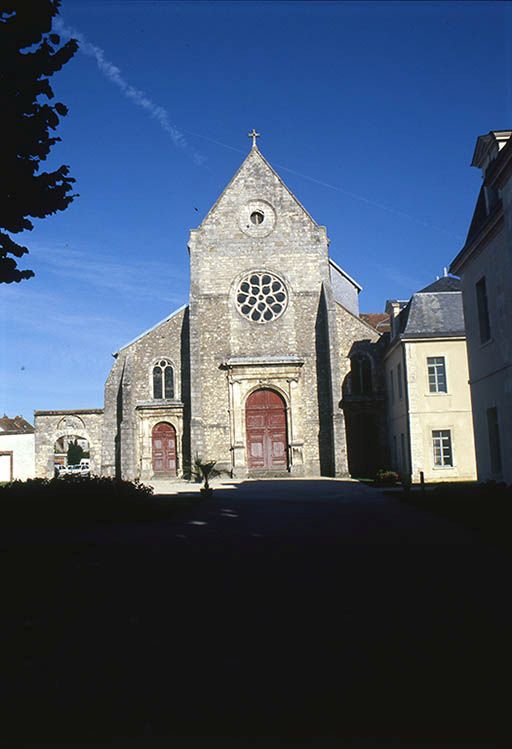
[0,415,35,482]
[450,130,512,484]
[384,277,477,483]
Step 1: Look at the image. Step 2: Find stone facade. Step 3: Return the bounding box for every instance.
[34,144,389,480]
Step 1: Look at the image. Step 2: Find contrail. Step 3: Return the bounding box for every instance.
[183,130,463,241]
[54,18,205,166]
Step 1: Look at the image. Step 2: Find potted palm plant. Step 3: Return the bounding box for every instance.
[194,457,218,497]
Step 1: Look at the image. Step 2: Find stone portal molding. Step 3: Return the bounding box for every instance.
[57,414,85,432]
[223,356,305,476]
[135,401,184,480]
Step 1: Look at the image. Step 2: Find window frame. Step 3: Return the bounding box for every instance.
[151,359,176,400]
[350,354,373,396]
[486,406,503,476]
[475,276,491,344]
[427,356,448,394]
[432,429,453,468]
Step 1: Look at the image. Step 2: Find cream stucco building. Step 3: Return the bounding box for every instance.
[0,415,35,482]
[385,278,477,483]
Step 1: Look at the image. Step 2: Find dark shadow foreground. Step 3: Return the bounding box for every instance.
[0,481,509,746]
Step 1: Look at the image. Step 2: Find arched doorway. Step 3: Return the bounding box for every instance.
[246,389,288,471]
[54,434,90,470]
[152,422,177,476]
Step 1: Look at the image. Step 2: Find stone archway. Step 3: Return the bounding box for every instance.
[245,388,288,471]
[152,422,177,476]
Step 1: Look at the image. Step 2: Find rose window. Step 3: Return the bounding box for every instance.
[236,272,288,323]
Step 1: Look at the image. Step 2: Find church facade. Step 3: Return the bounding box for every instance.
[35,141,387,480]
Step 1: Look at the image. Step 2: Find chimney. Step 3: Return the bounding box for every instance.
[385,300,405,339]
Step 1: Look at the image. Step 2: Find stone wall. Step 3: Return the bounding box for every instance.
[336,302,388,476]
[34,410,103,478]
[102,307,189,480]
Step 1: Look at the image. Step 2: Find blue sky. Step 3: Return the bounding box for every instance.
[2,0,511,421]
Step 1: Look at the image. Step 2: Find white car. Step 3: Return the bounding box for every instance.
[57,459,90,477]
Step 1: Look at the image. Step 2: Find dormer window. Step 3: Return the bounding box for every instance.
[153,360,174,399]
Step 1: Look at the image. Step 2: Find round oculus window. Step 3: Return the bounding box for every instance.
[250,210,264,225]
[235,271,288,323]
[238,200,276,237]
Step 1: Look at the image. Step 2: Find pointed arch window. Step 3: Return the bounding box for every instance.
[351,355,373,395]
[153,360,174,399]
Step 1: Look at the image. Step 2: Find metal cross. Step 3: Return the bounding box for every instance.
[248,129,260,147]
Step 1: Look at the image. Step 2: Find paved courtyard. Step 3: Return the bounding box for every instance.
[1,479,510,746]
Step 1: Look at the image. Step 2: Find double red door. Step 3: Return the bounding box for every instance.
[152,422,177,475]
[246,389,288,470]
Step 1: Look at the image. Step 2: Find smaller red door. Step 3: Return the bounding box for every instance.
[152,422,177,476]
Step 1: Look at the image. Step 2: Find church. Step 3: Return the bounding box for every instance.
[34,135,388,480]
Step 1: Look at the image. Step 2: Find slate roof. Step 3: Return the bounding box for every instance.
[396,285,465,339]
[464,185,489,246]
[0,415,34,434]
[417,277,461,294]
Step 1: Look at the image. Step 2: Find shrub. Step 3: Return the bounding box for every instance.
[375,469,400,486]
[0,475,163,525]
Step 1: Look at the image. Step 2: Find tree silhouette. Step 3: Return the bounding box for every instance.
[0,1,78,283]
[67,438,84,465]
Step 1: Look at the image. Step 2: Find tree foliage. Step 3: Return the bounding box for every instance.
[67,438,84,465]
[0,0,78,283]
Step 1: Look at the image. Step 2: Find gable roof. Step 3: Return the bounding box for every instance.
[0,415,34,434]
[115,304,188,355]
[197,145,320,230]
[328,258,362,291]
[360,312,391,333]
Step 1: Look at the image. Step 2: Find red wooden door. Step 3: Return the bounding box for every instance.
[246,389,288,470]
[152,422,177,475]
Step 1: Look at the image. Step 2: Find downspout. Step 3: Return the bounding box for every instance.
[402,342,413,483]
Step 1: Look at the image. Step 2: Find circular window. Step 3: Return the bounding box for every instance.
[236,271,288,323]
[250,210,264,225]
[238,200,276,237]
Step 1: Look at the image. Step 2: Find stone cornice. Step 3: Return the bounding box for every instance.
[34,409,104,416]
[135,400,184,411]
[223,356,304,368]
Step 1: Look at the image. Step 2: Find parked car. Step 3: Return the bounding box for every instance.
[56,459,90,477]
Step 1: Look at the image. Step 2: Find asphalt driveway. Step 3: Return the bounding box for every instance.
[1,479,509,746]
